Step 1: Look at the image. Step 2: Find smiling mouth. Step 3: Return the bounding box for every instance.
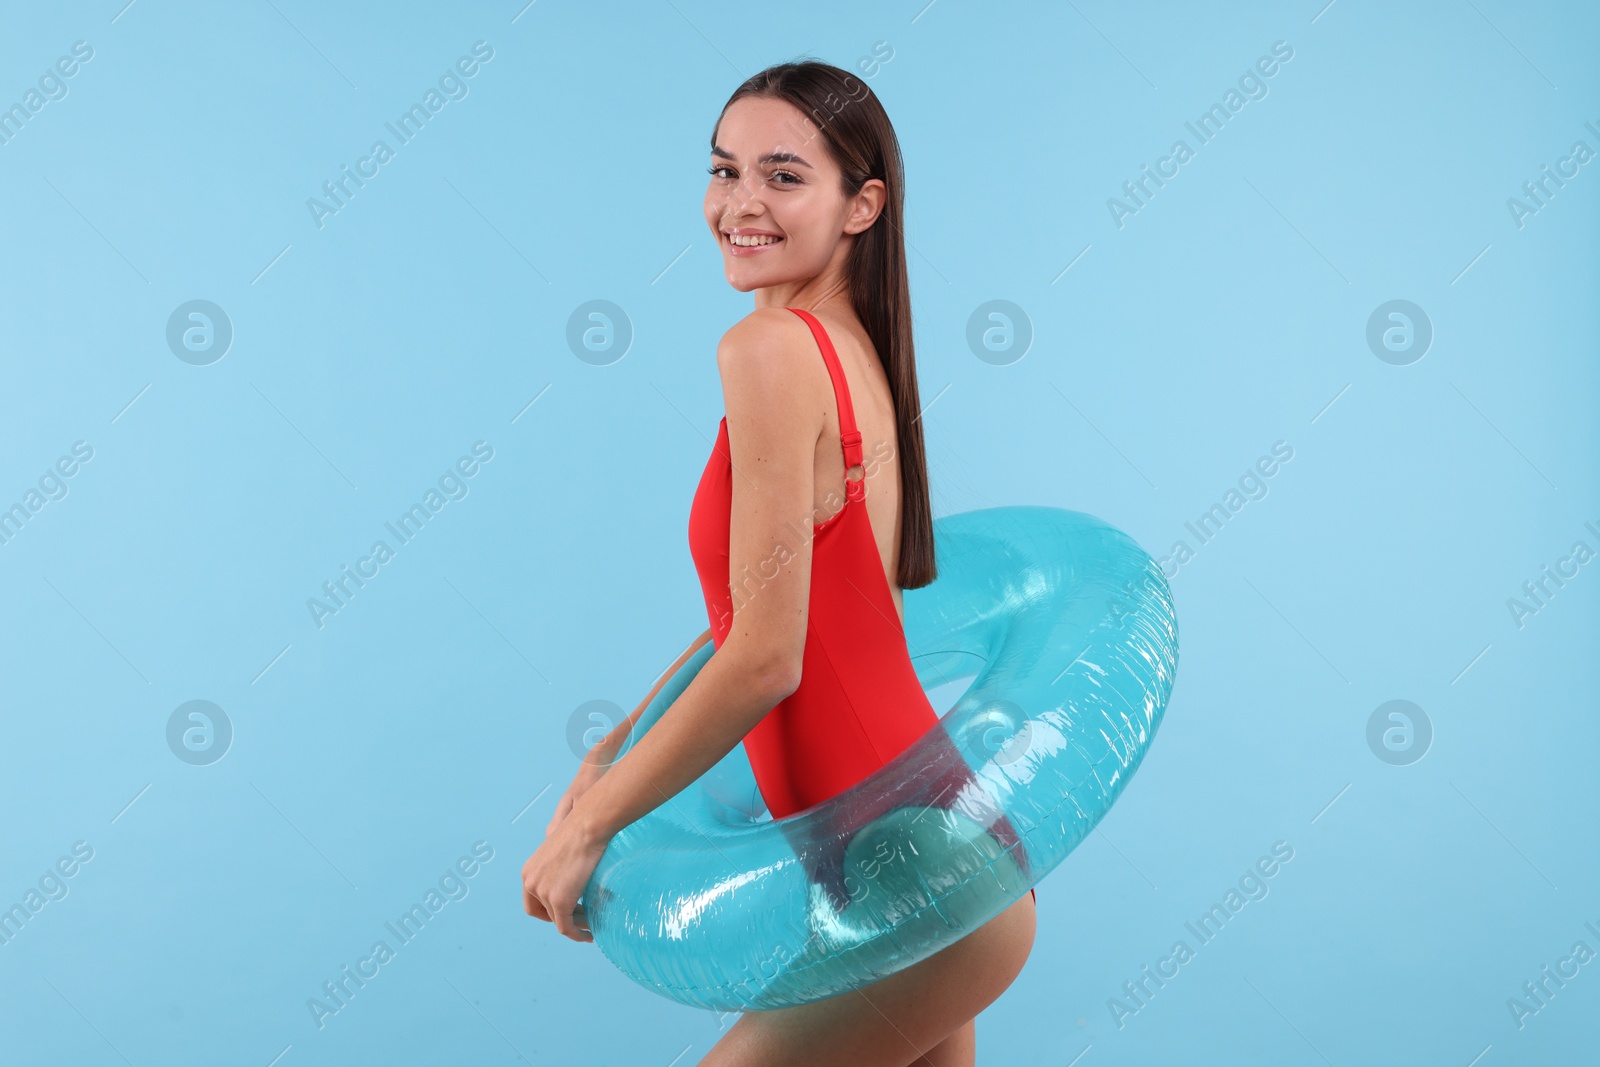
[726,231,780,255]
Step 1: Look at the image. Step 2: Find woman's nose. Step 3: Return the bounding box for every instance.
[730,175,770,211]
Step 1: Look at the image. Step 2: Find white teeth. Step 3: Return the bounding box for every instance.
[728,234,781,246]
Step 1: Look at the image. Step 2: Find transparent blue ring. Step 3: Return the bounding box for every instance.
[583,506,1180,1010]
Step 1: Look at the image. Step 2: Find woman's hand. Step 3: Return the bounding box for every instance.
[522,810,612,943]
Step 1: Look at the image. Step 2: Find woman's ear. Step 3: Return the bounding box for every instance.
[845,179,887,235]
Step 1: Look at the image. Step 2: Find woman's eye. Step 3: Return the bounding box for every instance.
[705,166,800,186]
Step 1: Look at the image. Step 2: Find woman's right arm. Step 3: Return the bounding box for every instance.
[545,626,713,836]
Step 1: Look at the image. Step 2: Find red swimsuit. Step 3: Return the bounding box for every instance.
[688,307,1034,907]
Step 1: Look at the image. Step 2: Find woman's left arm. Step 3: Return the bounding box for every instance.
[522,310,831,942]
[520,638,799,939]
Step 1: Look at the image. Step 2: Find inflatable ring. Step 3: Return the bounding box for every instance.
[583,505,1179,1010]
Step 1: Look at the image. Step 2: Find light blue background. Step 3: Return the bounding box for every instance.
[1,1,1596,1064]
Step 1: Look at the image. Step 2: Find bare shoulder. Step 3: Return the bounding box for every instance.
[715,307,826,412]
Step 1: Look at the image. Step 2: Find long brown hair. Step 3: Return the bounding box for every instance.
[712,59,936,589]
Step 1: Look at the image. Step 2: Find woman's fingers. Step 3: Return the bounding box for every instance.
[550,896,592,943]
[523,877,589,944]
[524,884,549,920]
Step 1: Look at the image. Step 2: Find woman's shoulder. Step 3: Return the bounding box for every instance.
[716,305,806,355]
[714,307,824,396]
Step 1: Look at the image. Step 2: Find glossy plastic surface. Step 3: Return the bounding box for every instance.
[582,505,1180,1010]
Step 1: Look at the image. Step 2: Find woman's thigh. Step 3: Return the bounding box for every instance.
[699,891,1036,1067]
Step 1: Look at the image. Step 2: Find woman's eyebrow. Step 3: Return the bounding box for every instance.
[710,146,814,168]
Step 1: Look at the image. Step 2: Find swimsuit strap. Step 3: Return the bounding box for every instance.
[785,307,865,502]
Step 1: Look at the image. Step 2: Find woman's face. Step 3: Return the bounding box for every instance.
[704,95,876,295]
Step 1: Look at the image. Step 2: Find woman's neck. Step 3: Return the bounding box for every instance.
[753,245,855,312]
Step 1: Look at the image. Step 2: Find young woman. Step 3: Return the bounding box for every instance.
[522,60,1036,1067]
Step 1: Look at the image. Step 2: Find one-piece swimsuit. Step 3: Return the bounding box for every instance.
[687,306,1034,907]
